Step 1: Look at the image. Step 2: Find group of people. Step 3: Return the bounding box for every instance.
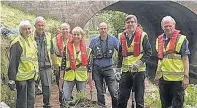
[8,14,190,108]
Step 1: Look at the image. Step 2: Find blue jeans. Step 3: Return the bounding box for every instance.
[92,65,118,108]
[16,79,35,108]
[62,80,86,101]
[39,67,52,107]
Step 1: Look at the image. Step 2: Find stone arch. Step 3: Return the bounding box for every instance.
[83,1,197,79]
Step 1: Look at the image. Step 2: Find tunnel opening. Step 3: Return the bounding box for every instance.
[98,1,197,83]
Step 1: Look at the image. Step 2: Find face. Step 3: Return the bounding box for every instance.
[35,20,46,35]
[125,18,137,33]
[61,26,70,35]
[99,23,108,37]
[20,26,32,37]
[162,20,175,36]
[73,31,82,43]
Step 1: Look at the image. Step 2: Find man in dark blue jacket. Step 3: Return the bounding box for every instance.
[88,22,119,108]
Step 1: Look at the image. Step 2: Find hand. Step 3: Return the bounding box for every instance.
[114,68,122,82]
[8,80,16,91]
[182,75,189,89]
[59,79,63,92]
[154,77,160,86]
[129,60,143,72]
[53,68,59,76]
[88,73,93,92]
[52,64,59,71]
[115,72,121,82]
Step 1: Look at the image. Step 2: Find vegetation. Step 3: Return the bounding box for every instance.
[144,83,197,108]
[85,10,127,39]
[98,10,127,35]
[1,3,61,106]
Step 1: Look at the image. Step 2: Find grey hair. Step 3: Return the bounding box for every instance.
[72,26,84,36]
[19,20,32,32]
[61,23,70,29]
[125,15,138,23]
[34,16,46,25]
[161,16,176,26]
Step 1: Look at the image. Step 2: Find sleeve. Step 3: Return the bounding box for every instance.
[180,39,190,57]
[89,36,97,49]
[50,37,55,54]
[8,42,22,81]
[140,34,152,63]
[87,48,93,73]
[113,36,120,51]
[116,44,123,68]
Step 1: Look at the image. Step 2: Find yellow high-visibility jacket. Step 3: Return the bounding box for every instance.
[122,32,147,72]
[156,35,187,81]
[11,35,38,81]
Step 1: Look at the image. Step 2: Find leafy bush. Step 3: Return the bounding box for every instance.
[1,3,61,106]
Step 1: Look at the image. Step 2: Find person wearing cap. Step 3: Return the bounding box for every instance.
[116,14,152,108]
[34,16,56,108]
[8,20,39,108]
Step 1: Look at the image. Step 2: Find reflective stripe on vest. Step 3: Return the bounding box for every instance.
[164,53,182,60]
[20,57,37,61]
[157,71,184,75]
[122,32,146,72]
[17,70,36,77]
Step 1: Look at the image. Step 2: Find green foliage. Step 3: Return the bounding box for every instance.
[1,3,61,37]
[144,84,161,108]
[1,3,61,106]
[184,84,197,107]
[98,10,127,35]
[144,83,197,108]
[85,30,99,39]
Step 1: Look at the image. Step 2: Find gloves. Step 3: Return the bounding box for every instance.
[8,80,16,91]
[115,68,122,82]
[129,60,143,72]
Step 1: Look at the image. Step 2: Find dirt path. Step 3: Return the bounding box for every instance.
[35,79,157,108]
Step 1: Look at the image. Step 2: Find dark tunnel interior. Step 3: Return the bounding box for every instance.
[103,1,197,83]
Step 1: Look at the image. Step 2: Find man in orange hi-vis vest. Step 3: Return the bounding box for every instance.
[155,16,190,108]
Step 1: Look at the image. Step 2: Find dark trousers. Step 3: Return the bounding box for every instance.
[93,65,118,108]
[16,79,35,108]
[40,67,52,108]
[118,72,145,108]
[159,78,184,108]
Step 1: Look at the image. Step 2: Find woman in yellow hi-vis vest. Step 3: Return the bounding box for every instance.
[155,16,190,108]
[59,26,92,106]
[8,20,38,108]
